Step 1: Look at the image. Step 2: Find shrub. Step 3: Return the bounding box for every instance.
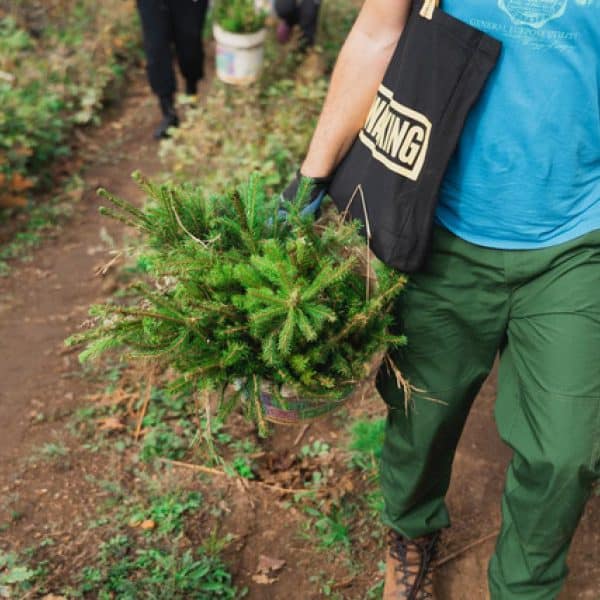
[0,3,140,211]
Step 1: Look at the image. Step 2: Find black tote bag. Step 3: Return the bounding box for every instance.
[328,0,502,273]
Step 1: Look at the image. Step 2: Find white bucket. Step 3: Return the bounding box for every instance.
[213,24,267,85]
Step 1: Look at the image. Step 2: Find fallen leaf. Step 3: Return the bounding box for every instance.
[0,194,27,208]
[11,172,34,191]
[251,573,276,585]
[256,554,286,575]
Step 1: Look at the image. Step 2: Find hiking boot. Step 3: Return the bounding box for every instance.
[153,111,179,140]
[185,78,198,96]
[154,96,179,140]
[383,529,439,600]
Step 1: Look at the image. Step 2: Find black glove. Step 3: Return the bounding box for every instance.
[281,170,331,216]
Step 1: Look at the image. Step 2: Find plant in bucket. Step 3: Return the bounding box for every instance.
[213,0,268,85]
[66,173,407,443]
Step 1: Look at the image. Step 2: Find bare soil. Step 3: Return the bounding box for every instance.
[0,69,597,599]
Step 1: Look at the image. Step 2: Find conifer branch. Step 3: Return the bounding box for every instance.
[168,190,211,248]
[77,175,407,431]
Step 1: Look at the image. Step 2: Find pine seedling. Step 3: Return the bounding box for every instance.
[67,173,407,440]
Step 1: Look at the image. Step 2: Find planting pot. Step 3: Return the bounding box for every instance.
[260,383,352,425]
[213,24,267,85]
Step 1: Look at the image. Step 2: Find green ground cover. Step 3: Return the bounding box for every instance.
[0,1,140,211]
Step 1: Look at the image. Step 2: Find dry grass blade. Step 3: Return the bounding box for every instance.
[134,365,155,440]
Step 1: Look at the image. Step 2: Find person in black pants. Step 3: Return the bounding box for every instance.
[137,0,208,139]
[275,0,321,49]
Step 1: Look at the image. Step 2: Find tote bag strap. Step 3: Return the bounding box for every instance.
[419,0,440,20]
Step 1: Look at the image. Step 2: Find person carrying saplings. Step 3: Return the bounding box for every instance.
[137,0,208,139]
[275,0,321,48]
[283,1,600,598]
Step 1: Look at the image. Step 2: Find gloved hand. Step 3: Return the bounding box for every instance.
[281,170,331,217]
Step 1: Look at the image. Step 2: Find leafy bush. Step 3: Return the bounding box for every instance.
[0,3,139,211]
[0,18,67,208]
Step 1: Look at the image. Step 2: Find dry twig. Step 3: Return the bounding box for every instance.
[293,423,311,446]
[435,530,499,568]
[134,366,155,440]
[158,457,308,495]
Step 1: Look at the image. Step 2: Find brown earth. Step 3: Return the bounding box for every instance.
[0,68,598,600]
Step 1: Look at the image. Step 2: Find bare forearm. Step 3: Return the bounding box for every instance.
[301,0,411,178]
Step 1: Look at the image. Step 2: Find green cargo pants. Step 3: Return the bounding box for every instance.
[376,226,600,599]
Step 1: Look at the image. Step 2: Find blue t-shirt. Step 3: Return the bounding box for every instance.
[436,0,600,249]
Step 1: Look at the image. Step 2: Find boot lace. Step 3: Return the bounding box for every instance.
[388,530,439,600]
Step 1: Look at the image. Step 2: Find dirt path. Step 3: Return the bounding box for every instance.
[441,374,599,599]
[0,74,163,478]
[0,68,597,599]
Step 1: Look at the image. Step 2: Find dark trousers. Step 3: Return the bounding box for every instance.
[274,0,321,46]
[137,0,208,107]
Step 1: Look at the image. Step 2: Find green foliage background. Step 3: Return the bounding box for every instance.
[0,1,140,211]
[160,0,361,195]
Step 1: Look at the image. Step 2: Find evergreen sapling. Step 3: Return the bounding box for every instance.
[67,173,407,436]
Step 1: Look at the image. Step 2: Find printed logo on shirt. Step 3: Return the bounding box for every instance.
[498,0,568,28]
[359,85,431,181]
